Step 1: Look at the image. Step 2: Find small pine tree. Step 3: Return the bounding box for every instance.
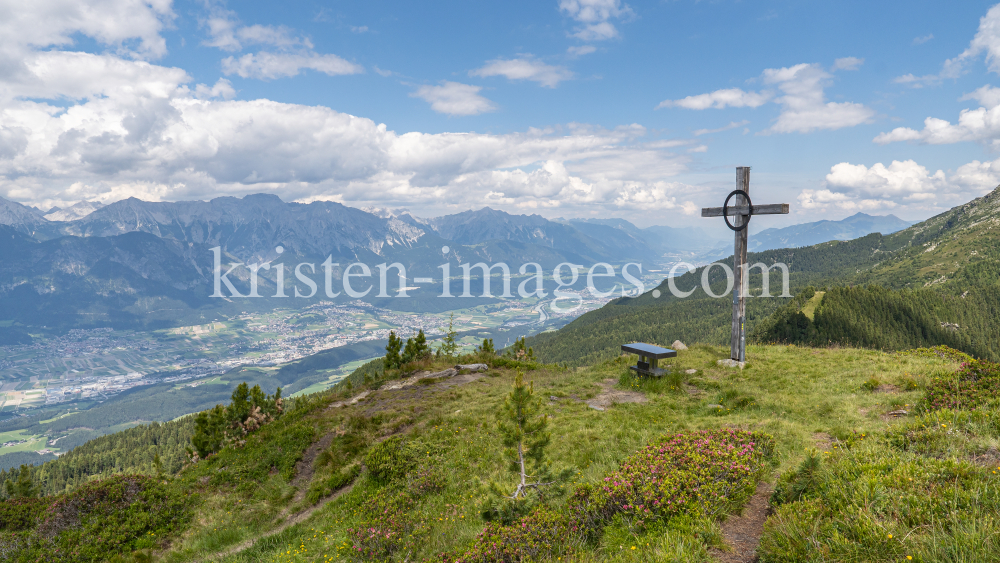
[497,370,551,499]
[439,313,459,357]
[481,370,570,523]
[507,336,535,360]
[414,329,429,357]
[401,337,418,365]
[385,331,402,370]
[477,338,496,355]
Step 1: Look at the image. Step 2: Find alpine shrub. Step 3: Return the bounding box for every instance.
[925,360,1000,410]
[364,436,416,483]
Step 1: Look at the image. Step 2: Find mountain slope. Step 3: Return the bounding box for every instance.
[748,212,913,252]
[0,226,237,329]
[527,186,1000,364]
[0,196,56,239]
[61,194,424,263]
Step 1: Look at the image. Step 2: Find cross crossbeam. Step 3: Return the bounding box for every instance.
[701,167,790,363]
[700,203,789,217]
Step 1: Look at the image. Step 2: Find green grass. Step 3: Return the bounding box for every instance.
[6,343,995,562]
[137,344,968,562]
[800,291,825,321]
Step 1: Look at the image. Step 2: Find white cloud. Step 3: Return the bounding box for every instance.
[799,157,1000,213]
[660,62,873,133]
[913,34,934,45]
[693,120,750,136]
[202,8,242,52]
[961,84,1000,108]
[471,57,573,88]
[0,0,700,218]
[351,26,369,33]
[763,63,875,133]
[237,25,311,49]
[944,4,1000,77]
[221,52,363,80]
[193,78,236,100]
[893,73,941,88]
[873,88,1000,146]
[895,5,1000,86]
[833,57,864,71]
[567,45,597,56]
[0,0,173,60]
[411,82,497,116]
[825,160,946,199]
[201,7,361,82]
[657,89,772,110]
[559,0,633,41]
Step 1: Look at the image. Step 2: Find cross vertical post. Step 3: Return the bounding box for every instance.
[732,167,749,362]
[701,166,789,364]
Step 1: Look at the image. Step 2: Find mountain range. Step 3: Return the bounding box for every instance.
[748,212,914,252]
[0,193,924,330]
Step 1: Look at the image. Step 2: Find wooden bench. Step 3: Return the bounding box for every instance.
[621,342,677,377]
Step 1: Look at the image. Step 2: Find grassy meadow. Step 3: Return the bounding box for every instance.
[3,343,998,562]
[119,343,994,563]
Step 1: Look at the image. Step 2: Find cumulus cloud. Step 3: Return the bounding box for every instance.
[873,85,1000,146]
[410,82,497,116]
[657,89,772,110]
[0,0,173,60]
[559,0,633,41]
[763,63,875,133]
[0,0,703,217]
[895,5,1000,87]
[660,62,874,134]
[201,6,359,81]
[221,52,362,80]
[798,158,1000,213]
[913,34,934,45]
[471,56,573,88]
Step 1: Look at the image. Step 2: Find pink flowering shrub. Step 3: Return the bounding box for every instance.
[346,490,426,562]
[570,428,774,534]
[454,507,574,563]
[925,360,1000,410]
[443,429,773,563]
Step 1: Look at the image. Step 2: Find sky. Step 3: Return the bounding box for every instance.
[2,0,1000,230]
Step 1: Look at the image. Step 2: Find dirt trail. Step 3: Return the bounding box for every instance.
[192,483,355,563]
[710,481,773,563]
[194,365,490,561]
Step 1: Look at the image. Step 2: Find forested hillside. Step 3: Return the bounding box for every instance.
[529,186,1000,363]
[0,419,194,498]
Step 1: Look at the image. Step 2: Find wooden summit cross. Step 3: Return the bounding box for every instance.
[701,167,789,363]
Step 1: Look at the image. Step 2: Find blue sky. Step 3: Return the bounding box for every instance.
[2,0,1000,229]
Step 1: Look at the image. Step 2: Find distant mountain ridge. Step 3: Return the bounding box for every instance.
[748,212,913,252]
[43,201,105,222]
[0,194,920,276]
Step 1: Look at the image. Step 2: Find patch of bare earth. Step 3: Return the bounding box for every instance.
[970,446,1000,468]
[586,378,648,411]
[290,432,336,494]
[812,432,833,450]
[710,481,773,563]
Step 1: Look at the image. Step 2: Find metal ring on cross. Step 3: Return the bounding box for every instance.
[722,189,753,232]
